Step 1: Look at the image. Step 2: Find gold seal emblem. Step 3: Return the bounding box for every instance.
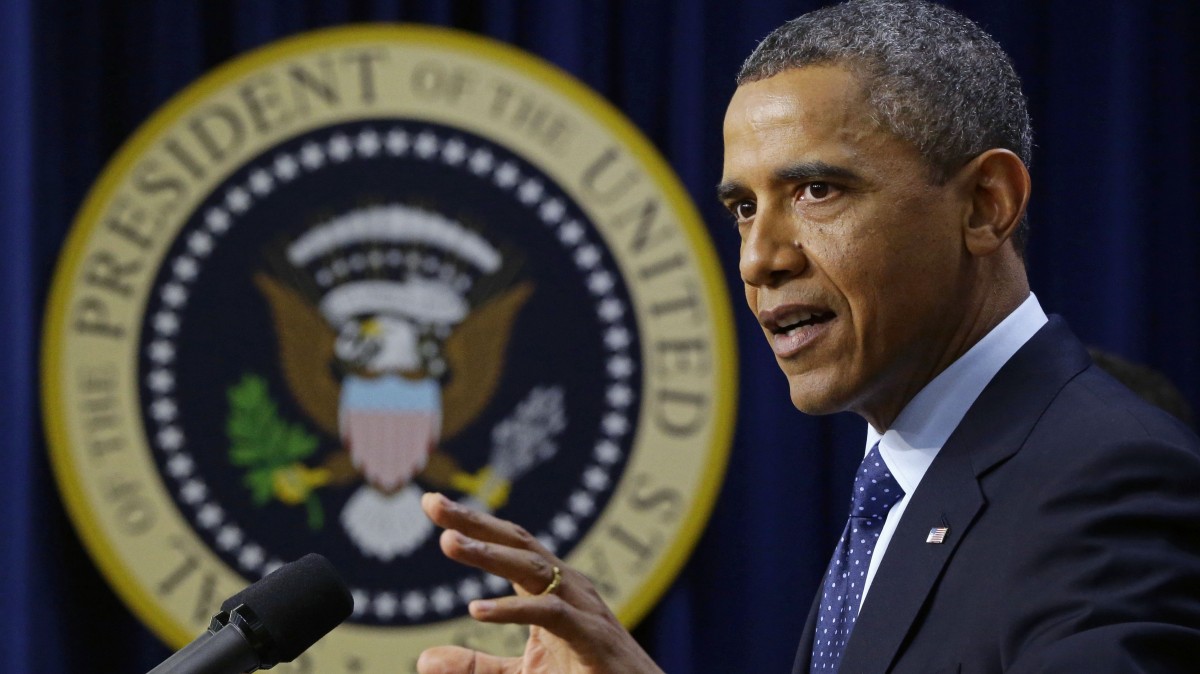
[42,26,735,671]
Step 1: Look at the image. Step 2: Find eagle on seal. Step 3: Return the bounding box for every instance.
[253,204,531,560]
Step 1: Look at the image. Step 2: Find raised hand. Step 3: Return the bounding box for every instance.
[417,493,665,674]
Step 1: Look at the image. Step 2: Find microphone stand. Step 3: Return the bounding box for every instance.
[146,605,271,674]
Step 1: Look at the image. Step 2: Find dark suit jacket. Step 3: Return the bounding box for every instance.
[793,318,1200,673]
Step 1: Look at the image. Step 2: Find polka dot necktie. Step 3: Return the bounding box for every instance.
[810,443,905,672]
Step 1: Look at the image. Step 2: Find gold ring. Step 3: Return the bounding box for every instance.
[537,565,563,596]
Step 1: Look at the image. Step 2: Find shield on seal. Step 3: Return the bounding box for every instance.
[339,375,442,491]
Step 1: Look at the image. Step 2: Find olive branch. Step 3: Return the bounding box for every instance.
[226,374,326,530]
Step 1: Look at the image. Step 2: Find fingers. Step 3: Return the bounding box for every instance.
[421,494,662,673]
[439,529,560,595]
[416,646,520,674]
[422,492,552,556]
[468,594,598,644]
[422,492,559,596]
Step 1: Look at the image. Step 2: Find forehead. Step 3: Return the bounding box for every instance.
[721,66,899,177]
[724,66,865,132]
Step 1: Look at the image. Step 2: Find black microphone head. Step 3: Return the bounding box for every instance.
[220,553,353,664]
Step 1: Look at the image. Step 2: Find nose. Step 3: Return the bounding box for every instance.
[738,210,806,288]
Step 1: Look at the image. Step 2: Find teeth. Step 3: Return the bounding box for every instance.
[779,311,813,330]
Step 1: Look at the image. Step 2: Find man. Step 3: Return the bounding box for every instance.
[417,1,1200,672]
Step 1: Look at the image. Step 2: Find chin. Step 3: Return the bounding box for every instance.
[787,376,852,416]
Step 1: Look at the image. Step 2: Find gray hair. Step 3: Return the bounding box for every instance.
[738,0,1033,253]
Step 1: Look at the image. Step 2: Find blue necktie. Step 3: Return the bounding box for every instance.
[810,443,905,672]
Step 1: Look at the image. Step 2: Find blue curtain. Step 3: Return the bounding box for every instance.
[2,1,1198,672]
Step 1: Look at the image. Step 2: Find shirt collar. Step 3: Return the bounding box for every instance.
[865,293,1049,495]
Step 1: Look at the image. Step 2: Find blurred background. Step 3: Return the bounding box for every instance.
[2,1,1198,672]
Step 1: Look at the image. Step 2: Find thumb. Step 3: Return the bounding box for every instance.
[416,646,522,674]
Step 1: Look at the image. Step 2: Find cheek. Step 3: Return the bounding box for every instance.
[743,284,758,313]
[812,237,885,311]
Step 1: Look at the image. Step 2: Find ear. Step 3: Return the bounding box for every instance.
[961,149,1030,257]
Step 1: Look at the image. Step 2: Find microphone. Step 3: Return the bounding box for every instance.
[147,553,353,674]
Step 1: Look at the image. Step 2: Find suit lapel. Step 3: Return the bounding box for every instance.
[836,318,1091,672]
[837,454,983,673]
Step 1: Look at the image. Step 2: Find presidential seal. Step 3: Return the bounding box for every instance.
[42,26,735,672]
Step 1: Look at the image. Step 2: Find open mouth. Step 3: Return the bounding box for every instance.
[771,310,836,336]
[760,305,836,357]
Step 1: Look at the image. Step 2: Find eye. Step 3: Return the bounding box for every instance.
[800,182,836,201]
[731,200,756,221]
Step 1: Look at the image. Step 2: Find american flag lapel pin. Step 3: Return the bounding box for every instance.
[926,526,949,544]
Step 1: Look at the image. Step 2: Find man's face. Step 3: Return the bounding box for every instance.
[720,66,975,427]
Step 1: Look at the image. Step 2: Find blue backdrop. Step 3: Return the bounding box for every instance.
[2,1,1198,672]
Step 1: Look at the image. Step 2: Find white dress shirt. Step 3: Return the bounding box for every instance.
[857,293,1048,611]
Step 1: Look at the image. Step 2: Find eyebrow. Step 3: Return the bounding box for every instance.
[775,160,861,184]
[716,160,863,202]
[715,180,746,202]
